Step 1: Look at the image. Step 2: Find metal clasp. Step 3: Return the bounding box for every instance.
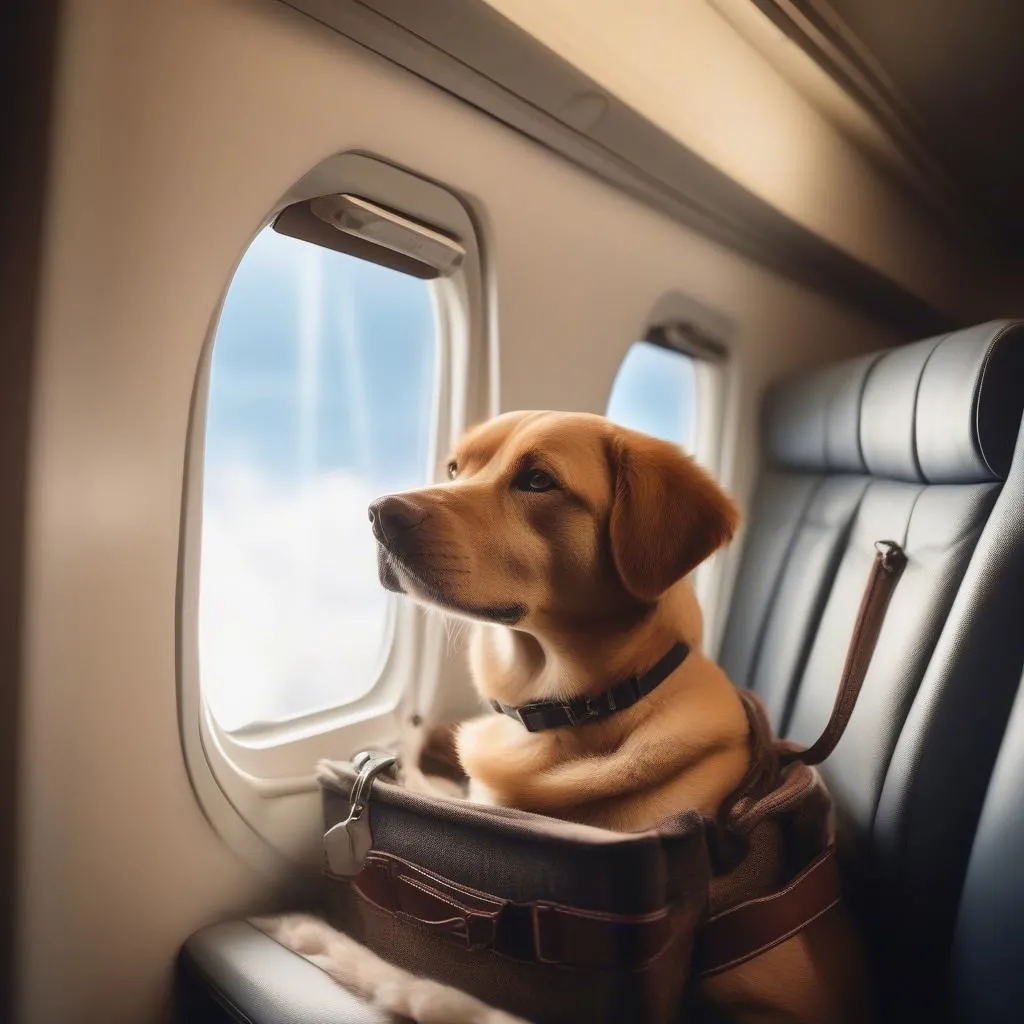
[347,750,399,822]
[565,697,600,726]
[873,539,906,573]
[323,750,398,876]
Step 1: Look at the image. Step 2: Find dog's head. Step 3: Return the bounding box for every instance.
[369,411,739,633]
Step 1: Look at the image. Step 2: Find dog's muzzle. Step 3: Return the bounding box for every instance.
[368,495,425,547]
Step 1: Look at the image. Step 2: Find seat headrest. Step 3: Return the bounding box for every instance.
[764,351,882,475]
[766,320,1024,484]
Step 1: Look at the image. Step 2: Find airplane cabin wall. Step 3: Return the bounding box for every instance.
[16,0,914,1021]
[481,0,978,321]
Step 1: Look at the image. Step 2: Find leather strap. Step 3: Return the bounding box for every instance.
[351,850,675,969]
[784,539,907,767]
[693,849,840,977]
[490,641,690,732]
[695,540,908,975]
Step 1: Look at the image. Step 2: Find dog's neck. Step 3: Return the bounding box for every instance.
[469,579,704,707]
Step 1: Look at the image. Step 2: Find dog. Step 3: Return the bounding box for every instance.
[256,411,871,1023]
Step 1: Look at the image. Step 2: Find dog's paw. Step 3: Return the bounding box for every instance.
[466,777,498,806]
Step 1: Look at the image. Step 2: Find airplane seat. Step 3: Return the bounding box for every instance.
[719,319,1024,1019]
[175,321,1024,1023]
[176,919,390,1024]
[718,345,883,725]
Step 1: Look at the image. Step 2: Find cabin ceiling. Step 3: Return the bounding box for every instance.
[753,0,1024,262]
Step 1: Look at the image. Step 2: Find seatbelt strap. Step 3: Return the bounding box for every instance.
[783,538,907,767]
[694,539,908,978]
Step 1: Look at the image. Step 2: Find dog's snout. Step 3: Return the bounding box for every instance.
[368,496,425,545]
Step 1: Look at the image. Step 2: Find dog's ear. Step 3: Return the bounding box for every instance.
[608,429,740,602]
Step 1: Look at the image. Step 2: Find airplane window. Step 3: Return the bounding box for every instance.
[198,224,437,731]
[605,340,697,450]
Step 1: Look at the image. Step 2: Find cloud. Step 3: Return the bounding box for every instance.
[198,465,390,731]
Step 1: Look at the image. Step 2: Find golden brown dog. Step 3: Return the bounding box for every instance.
[371,410,750,830]
[260,410,870,1024]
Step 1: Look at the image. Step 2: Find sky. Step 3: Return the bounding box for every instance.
[199,226,695,731]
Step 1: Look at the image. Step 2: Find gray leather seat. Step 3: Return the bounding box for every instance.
[720,319,1024,1017]
[720,347,883,728]
[176,920,389,1023]
[952,665,1024,1023]
[176,321,1024,1022]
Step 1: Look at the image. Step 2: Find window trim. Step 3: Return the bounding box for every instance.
[176,152,490,872]
[628,292,735,655]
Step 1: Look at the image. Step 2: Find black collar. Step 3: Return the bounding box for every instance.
[489,641,690,733]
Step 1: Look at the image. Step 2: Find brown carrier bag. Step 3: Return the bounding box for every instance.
[318,541,906,1023]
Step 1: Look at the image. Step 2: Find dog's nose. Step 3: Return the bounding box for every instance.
[368,496,424,545]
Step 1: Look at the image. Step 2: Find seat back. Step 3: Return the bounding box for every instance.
[952,669,1024,1023]
[720,349,880,726]
[719,321,1024,1017]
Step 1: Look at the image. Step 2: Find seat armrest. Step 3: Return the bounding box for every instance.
[175,920,390,1024]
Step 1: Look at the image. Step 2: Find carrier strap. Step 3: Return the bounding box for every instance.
[348,849,691,970]
[693,847,840,977]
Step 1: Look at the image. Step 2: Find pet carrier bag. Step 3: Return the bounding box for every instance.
[316,540,905,1022]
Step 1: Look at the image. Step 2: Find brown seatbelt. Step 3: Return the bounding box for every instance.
[783,538,908,767]
[695,539,908,978]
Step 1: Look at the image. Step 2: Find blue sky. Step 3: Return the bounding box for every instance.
[607,340,696,450]
[207,226,436,497]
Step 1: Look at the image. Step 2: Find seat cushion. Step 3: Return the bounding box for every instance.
[175,920,388,1024]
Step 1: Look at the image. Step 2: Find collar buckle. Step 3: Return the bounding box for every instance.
[515,702,548,732]
[565,696,600,727]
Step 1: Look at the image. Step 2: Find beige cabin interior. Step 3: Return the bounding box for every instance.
[6,2,1024,1022]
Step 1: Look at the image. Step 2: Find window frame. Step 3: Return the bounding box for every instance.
[643,320,729,479]
[606,337,701,455]
[616,303,734,649]
[177,153,491,872]
[197,227,440,739]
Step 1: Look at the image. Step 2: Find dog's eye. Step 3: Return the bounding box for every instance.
[446,460,458,480]
[513,468,557,492]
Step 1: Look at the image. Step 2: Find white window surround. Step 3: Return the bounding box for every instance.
[626,294,735,653]
[689,352,731,638]
[177,152,492,876]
